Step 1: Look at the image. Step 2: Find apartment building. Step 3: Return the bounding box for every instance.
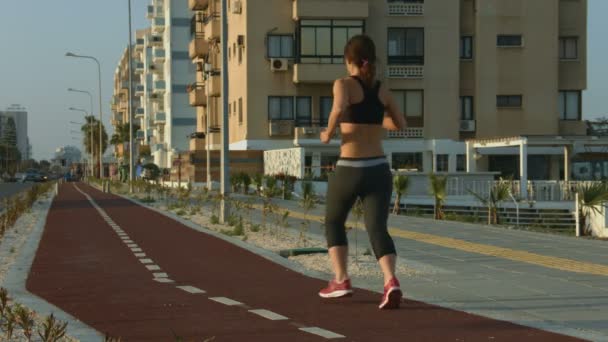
[185,0,587,179]
[0,105,29,160]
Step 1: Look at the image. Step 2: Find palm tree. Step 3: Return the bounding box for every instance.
[393,174,410,215]
[429,174,447,220]
[576,182,608,236]
[81,115,109,177]
[469,179,511,224]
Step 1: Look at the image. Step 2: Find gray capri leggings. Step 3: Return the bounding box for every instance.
[324,158,396,259]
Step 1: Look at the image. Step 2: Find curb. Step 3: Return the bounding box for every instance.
[3,191,104,342]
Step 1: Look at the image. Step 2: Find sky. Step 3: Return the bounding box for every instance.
[0,1,607,161]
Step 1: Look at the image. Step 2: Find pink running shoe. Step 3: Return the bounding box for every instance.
[379,277,403,310]
[319,279,353,298]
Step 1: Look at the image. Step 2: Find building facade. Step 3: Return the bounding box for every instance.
[184,0,587,178]
[111,0,196,169]
[0,105,29,160]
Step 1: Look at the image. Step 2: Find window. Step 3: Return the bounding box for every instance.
[268,96,294,120]
[460,96,474,120]
[456,154,466,172]
[238,47,243,64]
[320,96,333,126]
[392,152,423,171]
[559,37,578,60]
[497,95,522,108]
[436,154,448,172]
[267,35,294,58]
[388,28,424,64]
[295,97,312,126]
[497,35,523,47]
[460,36,473,59]
[298,20,364,64]
[238,98,243,124]
[559,91,581,120]
[392,90,423,117]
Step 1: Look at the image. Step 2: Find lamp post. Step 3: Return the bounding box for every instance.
[220,0,230,223]
[69,107,94,178]
[65,52,104,178]
[126,0,135,192]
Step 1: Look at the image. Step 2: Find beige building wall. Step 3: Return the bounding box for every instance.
[187,0,588,170]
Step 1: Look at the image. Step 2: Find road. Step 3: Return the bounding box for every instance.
[0,182,32,203]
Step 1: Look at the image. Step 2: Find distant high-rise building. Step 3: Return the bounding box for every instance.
[0,104,29,160]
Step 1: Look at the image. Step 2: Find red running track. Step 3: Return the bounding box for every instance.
[26,183,583,341]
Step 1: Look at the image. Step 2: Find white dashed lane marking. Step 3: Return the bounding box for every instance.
[177,286,206,294]
[134,253,146,257]
[139,259,153,264]
[127,244,138,248]
[249,309,288,321]
[146,265,161,271]
[131,248,143,252]
[154,278,174,283]
[209,297,243,306]
[299,327,345,339]
[153,272,168,278]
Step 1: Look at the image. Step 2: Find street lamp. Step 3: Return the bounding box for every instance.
[65,52,104,178]
[220,0,230,223]
[69,107,94,178]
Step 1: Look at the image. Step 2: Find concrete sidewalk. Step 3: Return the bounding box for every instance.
[233,194,608,341]
[24,183,583,341]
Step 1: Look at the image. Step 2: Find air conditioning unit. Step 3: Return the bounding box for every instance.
[270,58,288,72]
[231,0,242,14]
[460,120,476,132]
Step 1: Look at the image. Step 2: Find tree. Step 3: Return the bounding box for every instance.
[429,174,447,220]
[392,174,410,215]
[39,160,51,172]
[576,182,608,236]
[81,115,109,177]
[469,179,511,225]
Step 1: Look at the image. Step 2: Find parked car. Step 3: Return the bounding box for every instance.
[21,171,42,183]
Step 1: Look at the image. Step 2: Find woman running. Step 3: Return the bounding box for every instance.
[319,35,407,310]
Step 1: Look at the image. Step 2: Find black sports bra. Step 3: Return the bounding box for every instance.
[341,76,385,125]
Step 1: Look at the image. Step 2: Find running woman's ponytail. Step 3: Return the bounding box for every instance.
[344,35,377,87]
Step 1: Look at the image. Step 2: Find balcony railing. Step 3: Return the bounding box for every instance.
[269,120,295,137]
[387,65,424,79]
[387,127,424,138]
[207,73,221,97]
[150,34,163,47]
[189,36,209,59]
[135,108,145,118]
[460,120,476,132]
[204,14,220,41]
[152,48,165,62]
[146,5,155,19]
[135,85,145,96]
[188,83,207,106]
[134,62,144,74]
[135,38,145,51]
[387,1,424,16]
[136,130,145,140]
[154,112,166,125]
[153,80,166,94]
[152,17,165,33]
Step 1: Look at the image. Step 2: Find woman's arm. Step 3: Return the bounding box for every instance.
[321,79,349,144]
[380,85,407,131]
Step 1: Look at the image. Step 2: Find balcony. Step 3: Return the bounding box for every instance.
[188,83,207,106]
[150,34,163,47]
[460,120,476,132]
[292,0,369,20]
[204,16,220,41]
[134,62,144,74]
[559,120,587,135]
[387,127,424,138]
[294,125,321,140]
[269,120,295,137]
[146,5,155,19]
[154,112,166,125]
[387,65,424,79]
[135,84,145,96]
[189,36,209,59]
[135,38,145,51]
[152,17,165,33]
[153,80,166,94]
[387,1,424,16]
[152,48,165,63]
[207,74,221,97]
[189,0,209,11]
[135,108,145,119]
[136,130,145,140]
[293,64,345,84]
